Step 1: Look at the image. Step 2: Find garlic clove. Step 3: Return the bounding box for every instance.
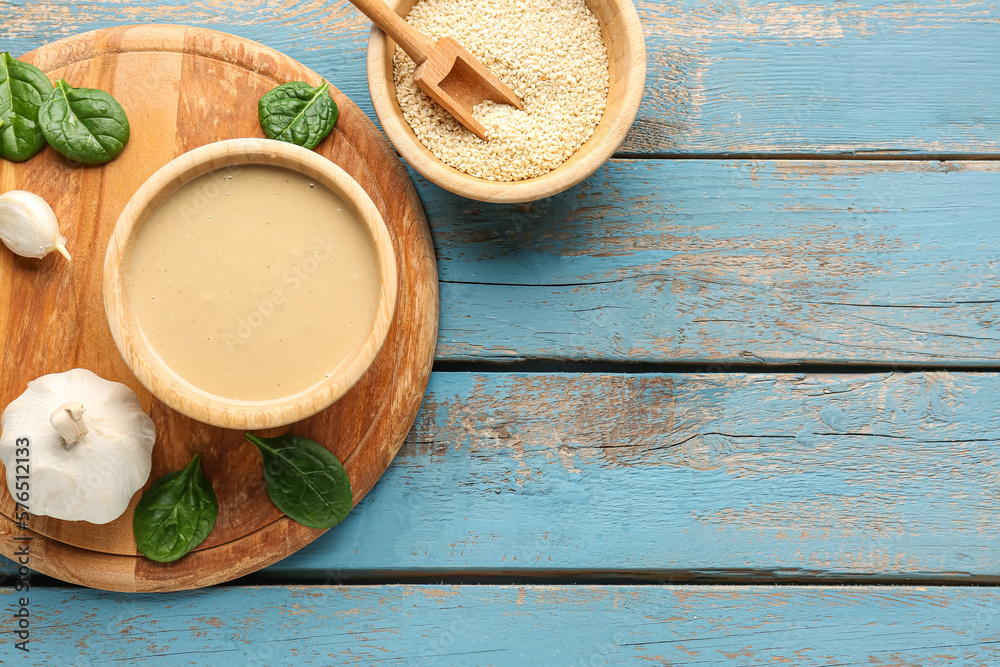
[0,190,71,261]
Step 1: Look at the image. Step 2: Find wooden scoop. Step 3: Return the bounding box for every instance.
[351,0,523,139]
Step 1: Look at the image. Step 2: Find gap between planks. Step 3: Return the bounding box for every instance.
[236,570,1000,588]
[431,360,1000,374]
[614,152,1000,161]
[16,571,1000,589]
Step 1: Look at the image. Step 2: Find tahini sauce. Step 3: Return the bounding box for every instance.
[125,165,380,401]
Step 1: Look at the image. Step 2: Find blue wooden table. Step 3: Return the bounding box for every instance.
[4,0,1000,664]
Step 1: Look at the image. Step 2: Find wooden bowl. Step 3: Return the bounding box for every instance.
[366,0,646,203]
[104,138,398,430]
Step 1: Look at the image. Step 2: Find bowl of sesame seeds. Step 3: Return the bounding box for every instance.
[367,0,646,203]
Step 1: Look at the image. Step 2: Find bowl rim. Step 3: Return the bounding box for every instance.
[366,0,647,204]
[103,138,399,430]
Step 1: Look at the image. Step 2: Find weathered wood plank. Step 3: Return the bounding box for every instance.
[10,365,1000,584]
[7,371,996,582]
[629,0,1000,155]
[2,585,999,664]
[427,159,1000,364]
[245,372,1000,581]
[3,0,999,156]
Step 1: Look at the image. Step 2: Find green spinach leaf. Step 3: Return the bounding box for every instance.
[0,53,52,162]
[133,454,218,563]
[39,79,130,165]
[258,81,337,149]
[245,433,352,530]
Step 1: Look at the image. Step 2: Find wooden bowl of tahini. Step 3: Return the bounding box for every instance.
[366,0,646,203]
[104,138,398,430]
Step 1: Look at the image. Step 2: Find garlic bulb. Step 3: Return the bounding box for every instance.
[0,190,71,260]
[0,369,156,524]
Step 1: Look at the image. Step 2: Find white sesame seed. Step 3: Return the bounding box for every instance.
[393,0,610,182]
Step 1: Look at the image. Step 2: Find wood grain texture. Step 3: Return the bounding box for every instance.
[1,585,999,665]
[423,159,1000,364]
[7,368,1000,583]
[235,371,1000,582]
[1,0,998,651]
[3,0,999,156]
[0,25,438,592]
[10,371,999,582]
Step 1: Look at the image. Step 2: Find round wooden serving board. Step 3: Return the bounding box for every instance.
[0,25,438,592]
